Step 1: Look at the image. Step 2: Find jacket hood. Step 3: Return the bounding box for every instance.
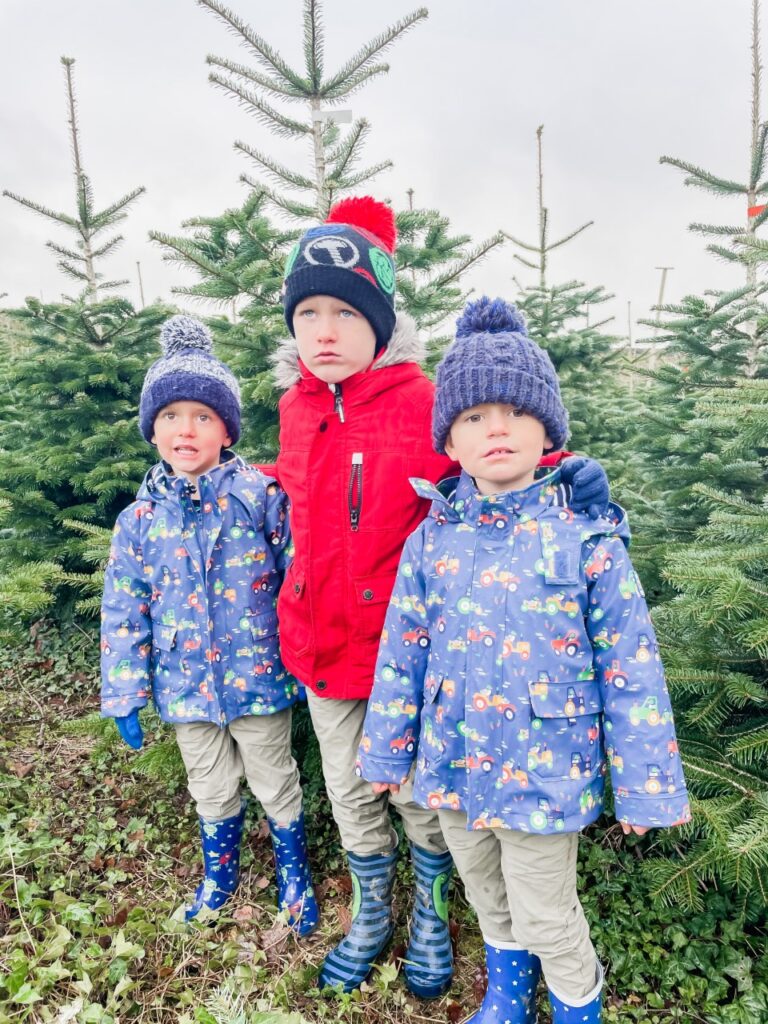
[136,451,247,503]
[270,311,425,391]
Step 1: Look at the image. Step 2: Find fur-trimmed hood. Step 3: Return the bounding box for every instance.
[270,312,425,391]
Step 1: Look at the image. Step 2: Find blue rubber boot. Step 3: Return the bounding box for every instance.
[548,962,603,1023]
[185,805,245,921]
[467,943,541,1023]
[403,844,454,998]
[319,847,398,992]
[267,813,320,937]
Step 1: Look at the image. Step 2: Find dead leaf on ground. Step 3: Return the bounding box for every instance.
[10,761,34,778]
[336,905,352,935]
[472,965,487,1004]
[254,875,271,890]
[446,1002,464,1023]
[233,905,256,924]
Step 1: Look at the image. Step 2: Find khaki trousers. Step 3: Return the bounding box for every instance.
[306,690,447,857]
[175,709,303,824]
[439,809,597,1001]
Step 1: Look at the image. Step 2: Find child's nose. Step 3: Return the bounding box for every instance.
[316,316,337,342]
[487,412,509,434]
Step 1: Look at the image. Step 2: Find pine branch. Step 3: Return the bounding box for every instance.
[321,8,428,95]
[304,0,324,90]
[234,142,315,190]
[196,0,309,92]
[2,191,79,228]
[205,55,302,100]
[660,155,747,195]
[208,73,309,139]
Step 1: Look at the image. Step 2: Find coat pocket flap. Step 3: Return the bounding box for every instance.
[353,573,395,607]
[528,678,602,719]
[424,672,444,705]
[153,625,177,653]
[249,610,278,639]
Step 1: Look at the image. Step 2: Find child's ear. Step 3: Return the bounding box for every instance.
[444,432,456,460]
[544,433,553,451]
[224,435,232,449]
[150,434,156,445]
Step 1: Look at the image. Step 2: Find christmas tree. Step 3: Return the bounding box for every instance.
[197,0,426,218]
[0,298,168,627]
[504,127,625,461]
[645,377,768,912]
[2,58,145,302]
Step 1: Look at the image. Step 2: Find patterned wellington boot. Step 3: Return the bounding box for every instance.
[267,812,320,937]
[402,844,454,998]
[548,962,604,1024]
[467,942,541,1023]
[319,847,399,992]
[185,804,245,921]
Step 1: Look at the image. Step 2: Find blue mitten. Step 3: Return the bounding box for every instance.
[115,708,144,750]
[560,456,610,519]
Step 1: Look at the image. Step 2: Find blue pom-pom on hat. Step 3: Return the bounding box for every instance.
[456,296,527,338]
[160,315,214,356]
[431,295,568,455]
[138,315,241,445]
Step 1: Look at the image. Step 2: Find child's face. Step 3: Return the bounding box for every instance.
[293,295,377,384]
[152,401,231,482]
[445,403,551,496]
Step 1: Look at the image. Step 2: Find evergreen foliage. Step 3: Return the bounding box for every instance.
[647,380,768,911]
[2,58,145,301]
[197,0,427,218]
[0,298,169,625]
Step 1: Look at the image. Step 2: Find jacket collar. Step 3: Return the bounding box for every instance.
[411,469,563,527]
[137,450,244,504]
[270,312,425,392]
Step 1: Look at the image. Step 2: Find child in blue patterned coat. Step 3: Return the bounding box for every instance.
[100,316,318,931]
[358,297,690,1024]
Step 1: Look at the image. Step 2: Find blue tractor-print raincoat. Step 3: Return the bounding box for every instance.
[358,470,690,834]
[101,455,299,726]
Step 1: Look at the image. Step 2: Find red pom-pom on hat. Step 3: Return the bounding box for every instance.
[326,196,397,255]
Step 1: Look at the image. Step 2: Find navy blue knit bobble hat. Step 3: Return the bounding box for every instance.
[432,296,569,454]
[139,315,241,444]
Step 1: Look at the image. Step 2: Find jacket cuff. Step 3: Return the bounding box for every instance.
[614,790,691,829]
[358,754,413,785]
[101,694,148,718]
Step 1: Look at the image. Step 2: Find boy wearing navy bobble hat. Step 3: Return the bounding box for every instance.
[359,297,690,1023]
[100,315,318,931]
[269,198,613,997]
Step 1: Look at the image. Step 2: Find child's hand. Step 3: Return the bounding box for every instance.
[560,456,610,519]
[115,709,144,750]
[371,782,401,795]
[620,822,649,836]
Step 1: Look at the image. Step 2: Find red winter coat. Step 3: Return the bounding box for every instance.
[263,315,569,702]
[264,316,455,700]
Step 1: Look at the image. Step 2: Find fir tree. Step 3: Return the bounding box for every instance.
[2,58,145,302]
[0,298,169,625]
[644,378,768,912]
[197,0,427,218]
[504,126,624,459]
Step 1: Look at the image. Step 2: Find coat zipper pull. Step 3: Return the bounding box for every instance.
[349,452,363,531]
[331,382,345,423]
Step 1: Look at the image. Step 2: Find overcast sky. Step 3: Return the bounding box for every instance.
[0,0,759,337]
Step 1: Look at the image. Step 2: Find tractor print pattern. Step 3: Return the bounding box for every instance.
[101,456,299,725]
[359,470,690,834]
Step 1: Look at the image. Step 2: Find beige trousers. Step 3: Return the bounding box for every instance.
[175,709,303,824]
[439,809,598,1001]
[306,690,447,857]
